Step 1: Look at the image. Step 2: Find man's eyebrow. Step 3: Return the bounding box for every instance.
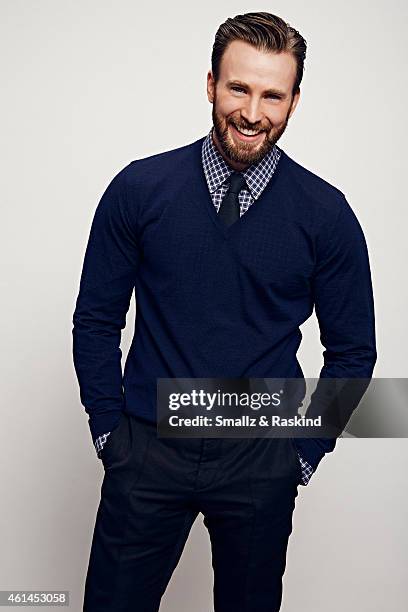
[226,80,286,97]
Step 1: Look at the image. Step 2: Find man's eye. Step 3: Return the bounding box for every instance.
[231,87,280,100]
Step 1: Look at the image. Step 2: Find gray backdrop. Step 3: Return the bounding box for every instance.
[1,0,407,610]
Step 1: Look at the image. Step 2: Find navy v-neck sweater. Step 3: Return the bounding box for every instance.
[72,135,376,470]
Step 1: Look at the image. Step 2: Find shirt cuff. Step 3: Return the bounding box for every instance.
[297,452,314,485]
[94,432,111,458]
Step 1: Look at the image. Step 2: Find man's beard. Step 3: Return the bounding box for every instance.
[212,96,291,167]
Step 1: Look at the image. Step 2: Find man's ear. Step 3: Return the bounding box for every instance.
[288,89,300,119]
[207,70,215,103]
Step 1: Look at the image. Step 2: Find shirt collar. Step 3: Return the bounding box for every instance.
[202,126,281,200]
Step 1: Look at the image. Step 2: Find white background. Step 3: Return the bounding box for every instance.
[1,1,407,610]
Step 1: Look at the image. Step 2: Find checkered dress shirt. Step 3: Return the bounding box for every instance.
[94,127,314,486]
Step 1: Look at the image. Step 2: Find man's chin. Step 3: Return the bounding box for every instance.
[212,122,276,167]
[224,139,271,166]
[225,130,276,163]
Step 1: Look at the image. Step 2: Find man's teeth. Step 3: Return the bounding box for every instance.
[235,126,262,136]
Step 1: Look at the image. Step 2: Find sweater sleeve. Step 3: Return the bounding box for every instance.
[72,166,140,443]
[294,195,377,470]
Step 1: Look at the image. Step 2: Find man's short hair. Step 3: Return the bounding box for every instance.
[211,12,307,96]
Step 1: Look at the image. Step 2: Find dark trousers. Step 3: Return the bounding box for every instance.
[83,412,302,611]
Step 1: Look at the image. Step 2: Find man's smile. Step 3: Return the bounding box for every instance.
[229,122,266,144]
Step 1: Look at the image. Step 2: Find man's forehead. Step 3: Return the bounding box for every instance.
[219,40,297,91]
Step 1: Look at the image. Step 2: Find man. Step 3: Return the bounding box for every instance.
[72,11,376,612]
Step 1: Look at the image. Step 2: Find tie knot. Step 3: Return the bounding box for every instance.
[228,172,248,195]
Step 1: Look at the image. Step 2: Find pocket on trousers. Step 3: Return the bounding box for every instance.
[287,437,303,485]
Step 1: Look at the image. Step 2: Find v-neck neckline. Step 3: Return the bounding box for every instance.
[189,137,287,240]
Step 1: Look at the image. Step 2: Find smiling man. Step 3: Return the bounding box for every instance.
[73,11,376,612]
[209,39,299,169]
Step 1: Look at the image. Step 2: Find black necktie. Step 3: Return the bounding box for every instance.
[218,172,248,227]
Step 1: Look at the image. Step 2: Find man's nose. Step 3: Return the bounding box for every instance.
[240,99,263,126]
